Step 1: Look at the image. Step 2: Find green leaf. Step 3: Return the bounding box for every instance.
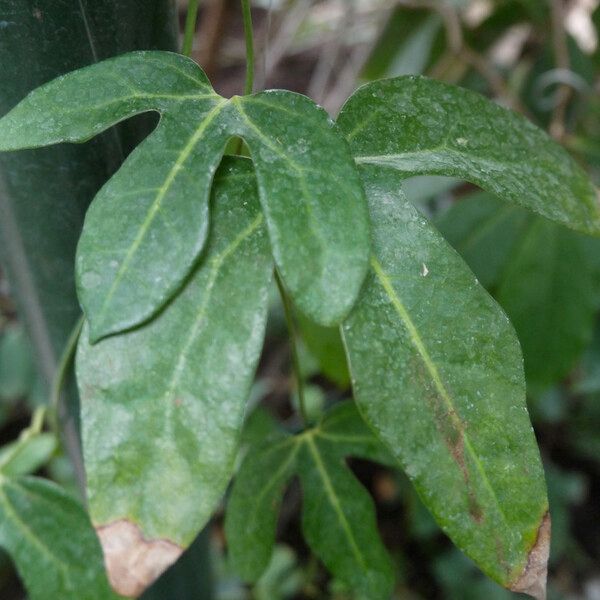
[341,166,549,596]
[0,0,179,491]
[496,218,597,389]
[297,313,350,388]
[226,402,394,599]
[338,76,600,235]
[0,51,369,338]
[437,193,598,389]
[225,427,299,582]
[435,193,529,289]
[76,158,273,597]
[0,433,56,477]
[0,476,120,600]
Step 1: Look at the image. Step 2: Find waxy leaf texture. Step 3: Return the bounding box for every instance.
[76,159,272,596]
[338,76,600,236]
[226,403,395,599]
[0,476,120,600]
[0,51,369,339]
[341,166,549,594]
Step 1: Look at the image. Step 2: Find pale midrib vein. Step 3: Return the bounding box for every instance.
[249,442,300,523]
[343,111,379,142]
[55,92,216,117]
[162,212,264,401]
[0,483,71,577]
[304,436,367,569]
[232,98,328,274]
[96,99,228,326]
[316,432,375,445]
[354,148,524,170]
[370,256,510,526]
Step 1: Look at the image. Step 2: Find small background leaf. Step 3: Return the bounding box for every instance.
[437,192,598,389]
[226,402,394,599]
[0,476,120,600]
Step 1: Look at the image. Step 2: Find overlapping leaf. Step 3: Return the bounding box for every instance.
[225,402,395,600]
[340,166,549,597]
[0,476,120,600]
[437,193,598,388]
[76,159,272,596]
[0,50,369,339]
[338,75,600,235]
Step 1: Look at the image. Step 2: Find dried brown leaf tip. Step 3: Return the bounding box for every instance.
[96,519,183,598]
[509,511,551,600]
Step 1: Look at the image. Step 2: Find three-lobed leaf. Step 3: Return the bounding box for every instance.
[0,51,369,339]
[225,402,395,600]
[340,166,549,596]
[76,158,273,596]
[0,476,120,600]
[338,75,600,236]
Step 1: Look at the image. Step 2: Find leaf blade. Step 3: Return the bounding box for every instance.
[77,98,229,340]
[341,166,549,592]
[0,51,211,150]
[229,92,370,326]
[338,76,600,235]
[225,432,299,582]
[76,158,273,596]
[0,476,120,600]
[298,432,394,600]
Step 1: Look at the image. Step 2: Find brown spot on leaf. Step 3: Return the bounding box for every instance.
[509,511,551,600]
[96,520,183,598]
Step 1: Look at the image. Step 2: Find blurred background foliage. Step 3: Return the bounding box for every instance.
[0,0,599,598]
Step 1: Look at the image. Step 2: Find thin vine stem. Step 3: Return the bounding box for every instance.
[182,0,201,57]
[240,2,305,423]
[275,271,308,425]
[49,314,84,432]
[241,0,255,95]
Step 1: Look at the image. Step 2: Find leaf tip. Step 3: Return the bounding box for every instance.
[509,511,551,600]
[96,519,183,598]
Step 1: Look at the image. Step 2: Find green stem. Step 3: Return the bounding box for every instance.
[234,0,255,154]
[182,0,201,57]
[240,0,255,95]
[275,271,308,425]
[50,315,84,431]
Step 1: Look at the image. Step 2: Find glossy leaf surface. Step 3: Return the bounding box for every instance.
[226,402,394,599]
[438,193,597,389]
[338,75,600,235]
[0,51,369,339]
[0,476,119,600]
[341,166,549,595]
[76,159,272,596]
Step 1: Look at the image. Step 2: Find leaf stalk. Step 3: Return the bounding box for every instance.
[275,271,308,425]
[182,0,201,57]
[241,0,255,95]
